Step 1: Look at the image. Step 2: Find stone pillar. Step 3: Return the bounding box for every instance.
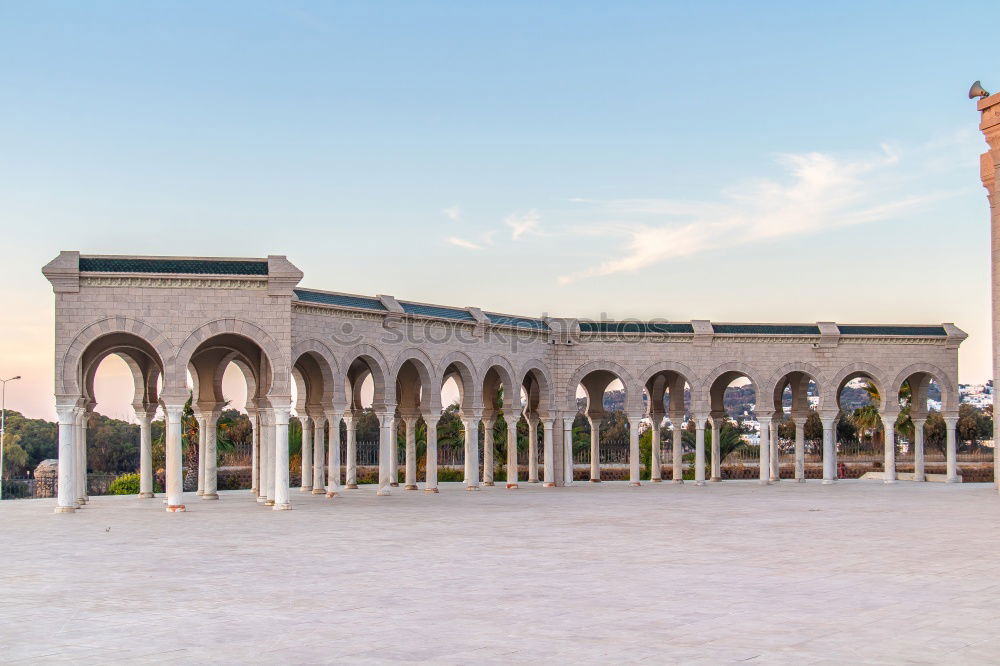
[377,412,394,496]
[769,420,780,482]
[404,416,418,490]
[464,416,480,490]
[300,415,313,492]
[75,409,88,505]
[256,411,270,503]
[482,418,495,486]
[527,416,540,483]
[202,411,220,500]
[758,415,771,485]
[137,410,154,498]
[709,412,723,482]
[164,404,186,512]
[693,417,706,486]
[390,417,400,487]
[249,409,258,497]
[264,411,276,505]
[627,414,642,487]
[506,419,519,489]
[794,418,805,483]
[588,415,602,482]
[821,416,836,484]
[312,414,326,494]
[272,407,291,510]
[424,416,439,493]
[345,413,358,489]
[542,418,555,487]
[196,413,206,496]
[945,416,959,483]
[671,420,684,484]
[325,411,341,497]
[650,415,663,482]
[881,413,897,484]
[912,417,926,482]
[562,417,574,485]
[54,405,77,513]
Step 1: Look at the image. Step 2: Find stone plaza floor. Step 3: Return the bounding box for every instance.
[2,479,999,664]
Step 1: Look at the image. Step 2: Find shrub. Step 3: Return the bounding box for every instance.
[108,472,141,495]
[1,479,30,499]
[436,467,464,482]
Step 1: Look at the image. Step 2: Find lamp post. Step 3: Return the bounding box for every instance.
[0,375,23,501]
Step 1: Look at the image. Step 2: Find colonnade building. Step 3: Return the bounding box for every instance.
[43,251,967,512]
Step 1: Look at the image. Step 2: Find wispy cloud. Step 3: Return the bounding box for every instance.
[558,147,940,284]
[505,209,541,240]
[447,236,482,250]
[443,205,462,222]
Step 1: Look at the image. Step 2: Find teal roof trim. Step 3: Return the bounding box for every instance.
[838,325,947,336]
[485,313,548,330]
[714,324,821,335]
[400,302,475,321]
[79,257,268,275]
[579,321,695,334]
[294,289,387,311]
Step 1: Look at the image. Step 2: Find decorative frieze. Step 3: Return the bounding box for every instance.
[80,276,267,290]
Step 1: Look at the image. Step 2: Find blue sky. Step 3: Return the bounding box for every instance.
[1,1,997,418]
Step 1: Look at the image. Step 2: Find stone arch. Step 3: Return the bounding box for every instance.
[439,350,481,411]
[481,355,518,412]
[173,319,289,398]
[565,360,640,414]
[82,346,161,412]
[293,340,340,409]
[824,362,889,412]
[391,348,439,416]
[699,361,766,416]
[639,360,699,416]
[341,343,392,412]
[763,361,826,414]
[518,359,554,417]
[60,317,172,397]
[889,362,957,414]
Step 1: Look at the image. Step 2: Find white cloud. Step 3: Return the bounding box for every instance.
[447,236,481,250]
[558,147,941,284]
[505,209,541,240]
[443,205,462,222]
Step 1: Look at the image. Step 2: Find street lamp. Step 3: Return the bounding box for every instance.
[1,375,22,501]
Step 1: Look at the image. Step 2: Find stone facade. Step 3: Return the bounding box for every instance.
[43,251,968,513]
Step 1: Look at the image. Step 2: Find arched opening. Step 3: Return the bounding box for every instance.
[520,367,551,484]
[642,370,692,483]
[573,369,631,483]
[708,371,762,481]
[342,356,386,491]
[772,372,820,481]
[291,351,335,497]
[481,363,519,488]
[393,356,435,491]
[894,370,964,482]
[834,372,885,480]
[439,359,479,489]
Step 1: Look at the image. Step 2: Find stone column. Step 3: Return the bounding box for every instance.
[693,417,706,486]
[671,416,684,483]
[164,404,186,512]
[527,416,540,483]
[300,415,313,492]
[464,416,480,490]
[424,416,439,493]
[709,412,723,482]
[945,416,959,483]
[325,411,341,497]
[272,407,291,510]
[312,415,326,494]
[562,417,574,485]
[196,413,206,496]
[912,417,926,482]
[506,419,519,489]
[249,409,258,497]
[769,420,780,482]
[758,415,771,485]
[390,418,400,487]
[264,411,276,505]
[256,411,270,503]
[626,414,642,487]
[821,416,836,484]
[881,413,897,484]
[377,412,394,496]
[404,416,418,490]
[650,415,663,482]
[54,405,77,513]
[542,418,555,487]
[794,418,805,483]
[482,418,495,486]
[75,409,88,505]
[345,413,358,489]
[202,411,220,500]
[137,410,154,498]
[588,415,602,482]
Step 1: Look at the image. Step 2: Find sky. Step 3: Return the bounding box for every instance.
[1,1,998,421]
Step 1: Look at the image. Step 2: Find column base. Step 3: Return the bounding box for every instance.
[695,481,706,486]
[138,492,155,498]
[390,482,399,487]
[264,499,275,506]
[796,478,806,483]
[54,505,77,513]
[300,486,312,493]
[273,503,292,511]
[672,479,683,484]
[311,488,326,495]
[543,482,556,487]
[506,483,519,489]
[201,492,219,500]
[710,477,721,483]
[256,496,268,503]
[759,479,771,485]
[822,479,835,485]
[465,485,480,491]
[483,481,495,487]
[376,489,392,496]
[165,504,186,512]
[651,478,663,483]
[424,487,439,493]
[326,491,338,498]
[884,479,897,484]
[196,490,204,496]
[590,478,601,483]
[404,484,418,490]
[346,483,358,489]
[628,481,641,487]
[528,479,539,483]
[76,497,88,505]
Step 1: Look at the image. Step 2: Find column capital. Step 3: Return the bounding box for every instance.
[298,413,312,427]
[422,414,440,427]
[163,403,185,421]
[942,416,959,428]
[272,407,291,425]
